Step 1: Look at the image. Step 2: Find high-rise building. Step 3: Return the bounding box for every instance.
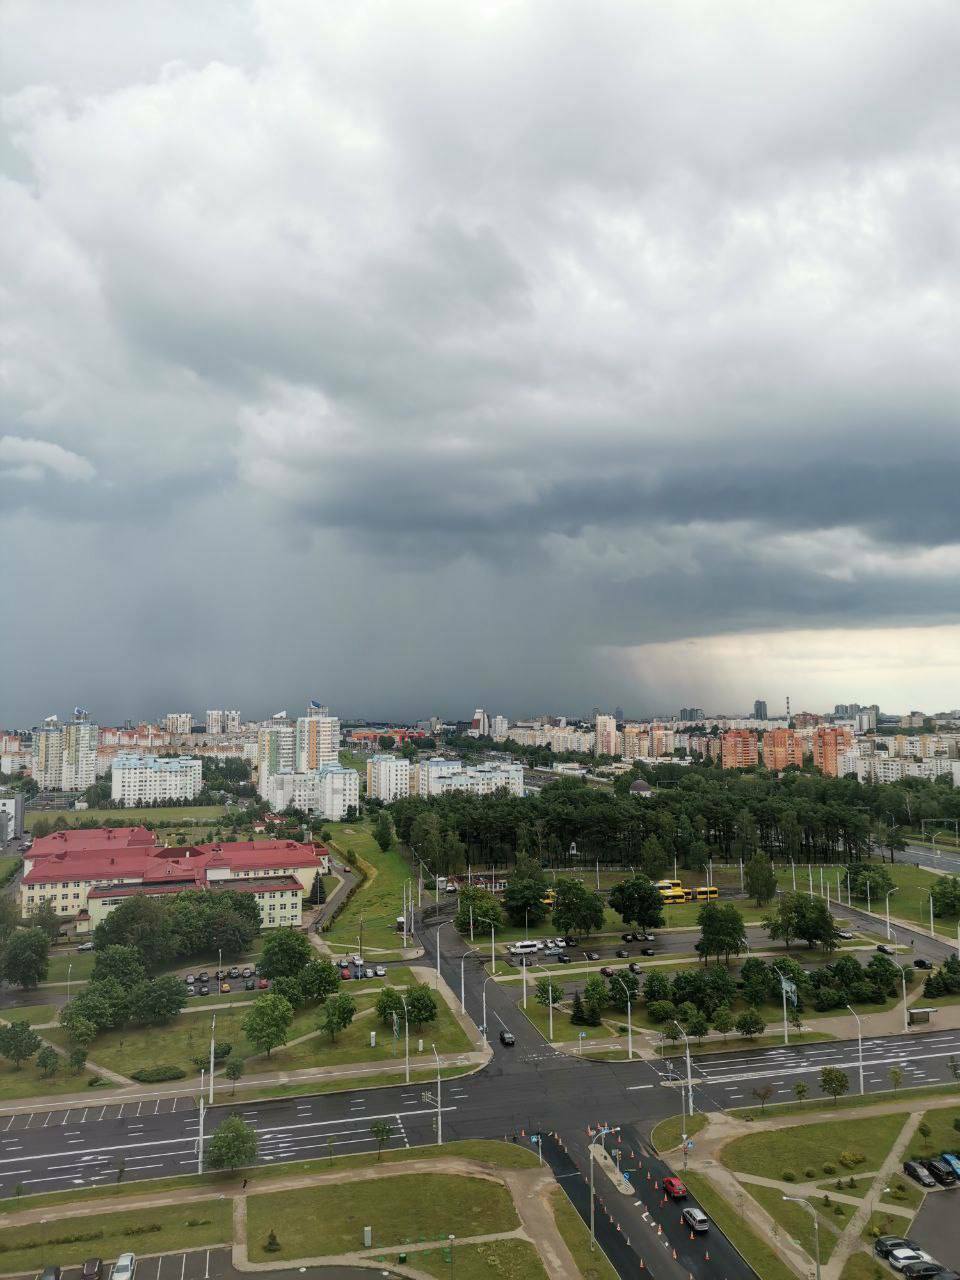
[762,728,803,771]
[594,714,618,756]
[206,710,224,735]
[490,715,509,742]
[470,709,490,737]
[31,721,63,789]
[165,712,193,735]
[813,727,855,777]
[257,723,295,793]
[614,706,625,724]
[111,754,203,806]
[366,754,411,803]
[753,699,768,721]
[295,713,340,771]
[224,710,241,733]
[679,707,706,722]
[60,719,98,791]
[263,764,359,819]
[720,730,759,769]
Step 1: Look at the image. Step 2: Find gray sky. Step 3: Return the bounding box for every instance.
[3,0,960,725]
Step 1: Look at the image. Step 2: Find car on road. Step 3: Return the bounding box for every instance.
[112,1253,136,1280]
[555,954,572,963]
[836,929,854,939]
[877,944,896,955]
[629,962,643,974]
[921,1157,957,1186]
[875,1237,917,1260]
[681,1207,709,1233]
[244,978,256,990]
[563,936,577,946]
[889,1249,935,1272]
[81,1259,103,1280]
[584,951,600,961]
[940,1152,960,1178]
[499,1029,515,1046]
[615,949,629,958]
[913,958,934,970]
[903,1161,937,1187]
[663,1176,687,1200]
[76,941,94,952]
[902,1263,947,1280]
[640,932,656,941]
[375,965,386,977]
[215,968,225,980]
[621,933,638,942]
[600,966,615,977]
[640,947,656,956]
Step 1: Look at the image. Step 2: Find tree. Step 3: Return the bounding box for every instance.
[259,929,312,978]
[370,1119,394,1160]
[734,1008,766,1040]
[373,812,394,852]
[697,903,746,964]
[918,1121,932,1150]
[225,1057,245,1095]
[36,1044,59,1078]
[454,886,504,934]
[2,929,50,988]
[688,1011,710,1044]
[643,970,671,1003]
[744,852,777,908]
[406,984,438,1029]
[890,1065,904,1091]
[583,975,607,1025]
[503,854,549,927]
[320,992,356,1041]
[639,836,668,879]
[243,994,294,1056]
[752,1084,774,1113]
[92,945,146,991]
[92,895,177,971]
[793,1080,809,1105]
[26,901,61,942]
[820,1066,850,1104]
[207,1116,258,1170]
[0,1021,41,1069]
[127,976,186,1026]
[569,990,589,1026]
[609,876,665,931]
[847,863,895,902]
[270,975,305,1009]
[376,986,405,1026]
[299,959,341,1004]
[607,970,640,1013]
[308,875,327,906]
[712,1005,734,1040]
[535,976,563,1008]
[68,1046,88,1074]
[552,879,604,938]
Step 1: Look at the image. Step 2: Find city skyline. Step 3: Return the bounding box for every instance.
[3,3,960,722]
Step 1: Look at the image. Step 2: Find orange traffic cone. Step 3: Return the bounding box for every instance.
[639,1260,645,1270]
[704,1251,710,1262]
[690,1231,695,1240]
[657,1225,662,1237]
[672,1248,678,1260]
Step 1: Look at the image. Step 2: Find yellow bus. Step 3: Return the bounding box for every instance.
[658,887,687,904]
[694,885,718,902]
[653,879,682,894]
[541,889,557,907]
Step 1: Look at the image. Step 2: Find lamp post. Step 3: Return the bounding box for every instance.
[448,1233,455,1279]
[782,1196,820,1280]
[589,1126,620,1250]
[399,993,410,1084]
[790,859,796,891]
[672,1020,694,1117]
[846,1004,864,1094]
[481,974,497,1043]
[66,961,72,1005]
[490,925,497,975]
[432,1043,442,1145]
[459,950,475,1013]
[613,976,633,1060]
[197,1068,205,1175]
[436,926,442,989]
[899,966,908,1034]
[885,887,898,940]
[524,908,529,942]
[208,1013,216,1104]
[929,892,936,939]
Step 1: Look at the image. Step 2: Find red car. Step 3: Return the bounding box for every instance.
[340,967,352,980]
[258,977,269,989]
[663,1176,687,1200]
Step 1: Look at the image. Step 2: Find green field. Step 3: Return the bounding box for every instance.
[519,1001,618,1043]
[26,805,228,831]
[549,1187,618,1280]
[246,1173,519,1258]
[720,1112,907,1179]
[840,1252,882,1280]
[46,951,96,982]
[0,1199,231,1273]
[774,862,953,934]
[903,1106,960,1161]
[0,854,21,884]
[0,1004,59,1027]
[650,1112,707,1152]
[0,1056,100,1101]
[680,1172,798,1280]
[413,1240,548,1280]
[322,821,412,952]
[746,1182,843,1261]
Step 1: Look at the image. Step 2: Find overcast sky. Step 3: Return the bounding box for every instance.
[3,0,960,726]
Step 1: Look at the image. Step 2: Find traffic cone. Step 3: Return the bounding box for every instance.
[672,1248,678,1260]
[639,1260,645,1270]
[704,1251,710,1262]
[657,1225,662,1237]
[520,1128,525,1137]
[690,1231,695,1240]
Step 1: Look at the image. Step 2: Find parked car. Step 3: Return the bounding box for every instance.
[940,1152,960,1178]
[242,967,253,978]
[921,1157,957,1186]
[220,982,231,994]
[340,967,352,980]
[640,932,656,941]
[875,1237,916,1260]
[499,1029,515,1046]
[615,949,629,958]
[543,948,563,958]
[836,929,854,940]
[621,932,637,942]
[39,1268,61,1280]
[76,941,94,952]
[629,962,643,974]
[214,968,225,980]
[889,1250,933,1273]
[681,1207,709,1233]
[185,974,196,985]
[600,966,615,977]
[902,1264,947,1280]
[364,967,375,979]
[640,948,656,956]
[563,936,577,946]
[663,1176,687,1200]
[258,978,268,989]
[198,971,209,983]
[555,954,572,964]
[112,1254,136,1280]
[228,966,241,978]
[244,978,256,991]
[185,985,196,997]
[375,965,386,977]
[81,1260,103,1280]
[199,984,209,996]
[877,944,896,955]
[903,1161,937,1187]
[913,959,934,970]
[585,951,600,961]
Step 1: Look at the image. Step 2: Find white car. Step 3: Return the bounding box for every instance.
[889,1249,934,1271]
[76,941,94,952]
[375,965,386,977]
[112,1254,136,1280]
[351,954,363,966]
[837,929,854,940]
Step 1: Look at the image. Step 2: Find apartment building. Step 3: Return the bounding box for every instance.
[721,730,759,769]
[263,764,359,818]
[762,728,804,771]
[206,710,224,735]
[165,713,193,735]
[0,791,24,840]
[257,723,295,793]
[32,719,98,791]
[224,710,241,733]
[813,726,855,777]
[110,754,203,807]
[594,715,619,756]
[430,761,524,798]
[366,754,411,803]
[31,723,63,789]
[295,713,340,771]
[490,715,509,742]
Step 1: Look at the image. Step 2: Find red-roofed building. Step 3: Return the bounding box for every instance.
[30,826,159,857]
[20,836,327,932]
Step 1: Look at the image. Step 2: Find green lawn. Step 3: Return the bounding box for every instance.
[411,1240,548,1280]
[815,1175,871,1200]
[0,1004,59,1026]
[0,1199,232,1273]
[651,1112,707,1152]
[903,1106,960,1161]
[659,1030,834,1058]
[549,1187,619,1280]
[0,1057,100,1101]
[680,1172,798,1280]
[840,1251,883,1280]
[0,854,21,884]
[746,1182,842,1261]
[775,862,954,935]
[863,1208,916,1243]
[519,1001,615,1043]
[880,1175,924,1212]
[26,805,228,830]
[322,822,411,952]
[246,1174,519,1258]
[732,1082,960,1121]
[720,1112,908,1179]
[239,1065,471,1102]
[46,951,96,982]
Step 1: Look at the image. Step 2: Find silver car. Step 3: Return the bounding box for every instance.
[112,1255,136,1280]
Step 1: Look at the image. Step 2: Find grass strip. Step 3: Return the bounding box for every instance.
[719,1112,907,1179]
[731,1081,960,1120]
[549,1186,619,1280]
[407,1239,548,1280]
[650,1112,707,1153]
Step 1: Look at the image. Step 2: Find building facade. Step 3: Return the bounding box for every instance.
[762,728,804,771]
[110,754,203,807]
[263,764,359,818]
[721,730,759,769]
[366,754,411,803]
[165,713,194,735]
[813,726,855,777]
[295,714,340,771]
[594,715,618,756]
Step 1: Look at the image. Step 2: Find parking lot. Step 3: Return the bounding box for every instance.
[45,1248,401,1280]
[907,1194,960,1273]
[0,1095,197,1134]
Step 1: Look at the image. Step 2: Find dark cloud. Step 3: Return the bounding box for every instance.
[2,0,960,723]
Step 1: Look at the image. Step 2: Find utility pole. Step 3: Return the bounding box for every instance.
[589,1127,620,1250]
[783,1197,820,1280]
[846,1004,864,1094]
[399,993,410,1084]
[197,1069,205,1175]
[433,1044,442,1144]
[208,1013,216,1104]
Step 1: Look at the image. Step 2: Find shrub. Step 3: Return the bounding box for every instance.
[848,1176,856,1189]
[805,1167,816,1178]
[822,1163,836,1175]
[781,1170,796,1182]
[265,1232,281,1253]
[839,1149,865,1168]
[835,1179,843,1190]
[833,1204,845,1217]
[130,1066,187,1082]
[88,1076,109,1087]
[122,1224,162,1237]
[186,1219,211,1228]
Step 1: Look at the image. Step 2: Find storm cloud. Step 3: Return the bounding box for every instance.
[2,0,960,722]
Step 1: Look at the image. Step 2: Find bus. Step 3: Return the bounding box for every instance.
[653,879,682,894]
[658,887,687,904]
[694,886,718,902]
[541,889,557,907]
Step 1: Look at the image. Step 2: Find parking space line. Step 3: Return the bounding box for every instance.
[3,1115,14,1132]
[180,1254,186,1280]
[43,1113,53,1127]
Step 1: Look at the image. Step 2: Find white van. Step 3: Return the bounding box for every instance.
[508,940,542,955]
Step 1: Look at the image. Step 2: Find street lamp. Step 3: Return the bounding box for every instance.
[782,1196,820,1280]
[448,1233,455,1279]
[66,961,72,1005]
[613,976,634,1060]
[399,993,411,1084]
[885,887,898,939]
[459,950,476,1012]
[432,1043,442,1145]
[481,974,497,1043]
[898,965,908,1035]
[846,1004,865,1094]
[589,1126,620,1250]
[672,1020,694,1117]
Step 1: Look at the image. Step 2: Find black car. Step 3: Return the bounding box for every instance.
[499,1030,515,1046]
[621,933,637,942]
[615,949,629,958]
[913,958,934,970]
[902,1264,945,1280]
[904,1160,937,1187]
[921,1157,957,1186]
[39,1268,61,1280]
[244,977,256,990]
[640,947,656,956]
[228,966,241,979]
[875,1237,915,1260]
[81,1260,103,1280]
[555,954,572,964]
[198,971,209,983]
[199,984,209,996]
[585,951,600,961]
[563,937,577,946]
[242,967,253,978]
[629,962,643,974]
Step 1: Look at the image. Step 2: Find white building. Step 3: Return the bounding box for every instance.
[295,713,340,771]
[366,754,411,803]
[0,791,24,840]
[165,713,193,735]
[417,758,464,797]
[206,710,224,735]
[264,764,359,818]
[33,719,98,792]
[431,762,524,798]
[111,754,203,806]
[469,708,490,738]
[256,724,295,795]
[490,715,509,742]
[224,710,241,733]
[31,722,64,789]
